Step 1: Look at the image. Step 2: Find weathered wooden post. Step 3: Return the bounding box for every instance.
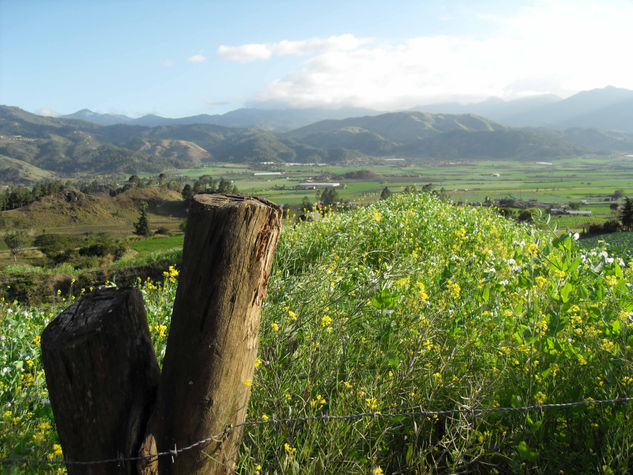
[41,287,160,474]
[41,194,281,474]
[139,194,281,474]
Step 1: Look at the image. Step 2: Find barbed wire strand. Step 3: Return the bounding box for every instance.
[1,395,632,467]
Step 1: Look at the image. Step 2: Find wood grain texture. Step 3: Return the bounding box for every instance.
[141,194,281,474]
[41,287,160,474]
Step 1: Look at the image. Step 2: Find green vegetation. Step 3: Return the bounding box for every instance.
[128,235,184,254]
[2,193,633,472]
[579,232,633,260]
[2,230,25,262]
[2,105,623,182]
[620,198,633,231]
[133,202,151,237]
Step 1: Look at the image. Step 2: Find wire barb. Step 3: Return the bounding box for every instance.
[2,396,632,467]
[170,443,177,464]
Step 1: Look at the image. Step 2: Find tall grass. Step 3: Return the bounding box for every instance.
[1,193,633,473]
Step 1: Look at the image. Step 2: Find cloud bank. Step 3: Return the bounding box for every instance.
[218,0,633,108]
[217,34,368,63]
[187,54,206,63]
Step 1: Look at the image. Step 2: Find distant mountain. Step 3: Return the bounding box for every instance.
[414,95,561,124]
[1,104,623,182]
[416,87,633,133]
[541,127,633,153]
[1,106,195,174]
[286,111,503,144]
[285,111,583,159]
[502,86,633,130]
[0,106,349,178]
[62,109,134,126]
[61,107,381,131]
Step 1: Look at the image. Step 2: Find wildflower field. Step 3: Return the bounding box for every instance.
[2,192,633,473]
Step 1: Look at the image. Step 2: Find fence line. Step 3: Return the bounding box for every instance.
[2,395,632,468]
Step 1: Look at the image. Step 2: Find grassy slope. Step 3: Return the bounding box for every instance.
[0,187,186,231]
[2,193,633,473]
[0,154,57,184]
[579,231,633,260]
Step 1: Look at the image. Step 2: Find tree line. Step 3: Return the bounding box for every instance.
[0,173,239,212]
[0,181,69,211]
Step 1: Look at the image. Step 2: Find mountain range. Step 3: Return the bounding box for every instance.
[414,86,633,132]
[62,107,379,131]
[60,86,633,133]
[2,86,633,183]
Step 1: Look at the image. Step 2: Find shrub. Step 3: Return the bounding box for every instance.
[586,220,621,235]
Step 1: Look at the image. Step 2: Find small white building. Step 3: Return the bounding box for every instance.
[297,182,341,189]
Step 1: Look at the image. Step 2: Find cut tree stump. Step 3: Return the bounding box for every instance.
[41,287,160,475]
[139,194,281,474]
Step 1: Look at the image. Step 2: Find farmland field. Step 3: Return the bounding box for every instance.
[3,155,633,272]
[170,155,633,207]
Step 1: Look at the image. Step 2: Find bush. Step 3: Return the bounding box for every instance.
[585,220,621,235]
[498,207,515,218]
[517,208,537,223]
[34,234,76,260]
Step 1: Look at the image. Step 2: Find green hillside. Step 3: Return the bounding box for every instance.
[0,106,596,181]
[2,193,633,472]
[0,154,56,184]
[286,111,502,143]
[286,111,585,159]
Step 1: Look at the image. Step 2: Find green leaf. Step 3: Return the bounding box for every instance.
[517,440,539,461]
[482,285,490,303]
[560,282,573,303]
[611,320,622,336]
[614,261,623,279]
[406,443,413,464]
[371,289,398,310]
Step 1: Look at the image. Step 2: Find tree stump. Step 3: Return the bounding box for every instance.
[41,287,160,474]
[139,194,281,474]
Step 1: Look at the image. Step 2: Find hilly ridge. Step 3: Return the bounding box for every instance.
[286,111,585,159]
[415,86,633,133]
[0,103,623,183]
[62,106,380,131]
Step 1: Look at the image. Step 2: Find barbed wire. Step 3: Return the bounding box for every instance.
[2,395,632,467]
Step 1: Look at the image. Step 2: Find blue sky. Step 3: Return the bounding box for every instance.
[1,0,632,118]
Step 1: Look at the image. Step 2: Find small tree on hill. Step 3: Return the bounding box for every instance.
[3,230,26,262]
[134,202,151,237]
[217,178,233,193]
[320,187,339,206]
[620,197,633,231]
[181,184,194,203]
[301,196,312,211]
[380,187,392,200]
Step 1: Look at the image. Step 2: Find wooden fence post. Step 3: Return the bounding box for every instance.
[139,194,281,474]
[41,287,160,474]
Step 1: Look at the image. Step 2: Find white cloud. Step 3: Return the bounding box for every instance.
[187,54,206,63]
[206,99,227,106]
[36,108,59,117]
[217,34,369,63]
[240,1,633,108]
[218,44,272,62]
